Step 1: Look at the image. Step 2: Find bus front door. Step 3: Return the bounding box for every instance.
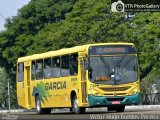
[80,58,87,103]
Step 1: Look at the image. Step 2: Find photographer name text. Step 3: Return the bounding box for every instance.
[90,114,160,119]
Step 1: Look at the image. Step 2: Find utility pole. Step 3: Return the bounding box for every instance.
[8,79,10,112]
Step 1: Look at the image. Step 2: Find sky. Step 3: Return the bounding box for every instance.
[0,0,30,31]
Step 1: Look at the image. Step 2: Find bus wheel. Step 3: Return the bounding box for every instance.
[72,95,85,114]
[80,107,86,114]
[45,108,52,114]
[35,95,51,114]
[70,108,73,112]
[115,105,125,112]
[108,106,115,111]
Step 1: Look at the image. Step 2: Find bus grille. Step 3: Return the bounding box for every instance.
[100,86,130,92]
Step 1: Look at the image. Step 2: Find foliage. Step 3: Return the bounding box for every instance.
[123,13,160,78]
[0,68,8,108]
[0,68,16,109]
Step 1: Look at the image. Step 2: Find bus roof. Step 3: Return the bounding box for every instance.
[17,42,134,62]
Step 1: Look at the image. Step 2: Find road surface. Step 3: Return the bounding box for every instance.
[0,108,160,120]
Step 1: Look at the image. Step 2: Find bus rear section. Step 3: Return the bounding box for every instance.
[17,62,32,109]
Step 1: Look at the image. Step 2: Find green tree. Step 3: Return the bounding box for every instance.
[0,68,16,109]
[122,13,160,78]
[0,0,77,77]
[30,0,160,80]
[0,68,8,108]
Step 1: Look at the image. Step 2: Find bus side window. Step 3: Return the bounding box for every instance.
[70,53,78,76]
[44,58,52,79]
[32,61,36,80]
[52,57,60,78]
[18,63,24,82]
[36,59,43,80]
[61,55,70,77]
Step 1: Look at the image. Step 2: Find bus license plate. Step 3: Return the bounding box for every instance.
[112,101,120,105]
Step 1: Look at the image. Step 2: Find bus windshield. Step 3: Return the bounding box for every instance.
[89,56,138,85]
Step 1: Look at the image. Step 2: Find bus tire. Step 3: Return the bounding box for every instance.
[72,95,85,114]
[80,107,86,114]
[108,106,115,111]
[115,105,125,112]
[70,108,73,112]
[45,108,52,114]
[35,95,51,114]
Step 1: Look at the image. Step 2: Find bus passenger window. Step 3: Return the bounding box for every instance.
[70,54,78,76]
[44,58,52,79]
[36,60,43,80]
[32,61,36,80]
[52,57,60,77]
[18,63,24,82]
[61,55,69,77]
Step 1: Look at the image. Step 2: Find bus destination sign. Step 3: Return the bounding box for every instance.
[97,47,125,53]
[89,45,136,55]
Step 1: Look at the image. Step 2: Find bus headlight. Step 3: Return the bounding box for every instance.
[129,86,140,95]
[92,89,102,96]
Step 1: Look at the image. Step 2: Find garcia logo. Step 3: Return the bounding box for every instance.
[45,81,67,90]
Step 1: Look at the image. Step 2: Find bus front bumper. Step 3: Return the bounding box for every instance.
[88,93,141,107]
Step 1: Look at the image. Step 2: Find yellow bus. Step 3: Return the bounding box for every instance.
[17,43,140,114]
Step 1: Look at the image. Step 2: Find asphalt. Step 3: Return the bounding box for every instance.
[0,105,160,113]
[0,108,160,120]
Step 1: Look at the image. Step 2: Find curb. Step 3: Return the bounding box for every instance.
[0,109,24,113]
[125,105,160,110]
[87,105,160,111]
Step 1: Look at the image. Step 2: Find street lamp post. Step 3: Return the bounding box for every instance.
[0,12,10,112]
[8,79,10,112]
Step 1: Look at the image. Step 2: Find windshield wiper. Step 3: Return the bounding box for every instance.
[100,56,111,76]
[114,55,128,84]
[116,55,127,66]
